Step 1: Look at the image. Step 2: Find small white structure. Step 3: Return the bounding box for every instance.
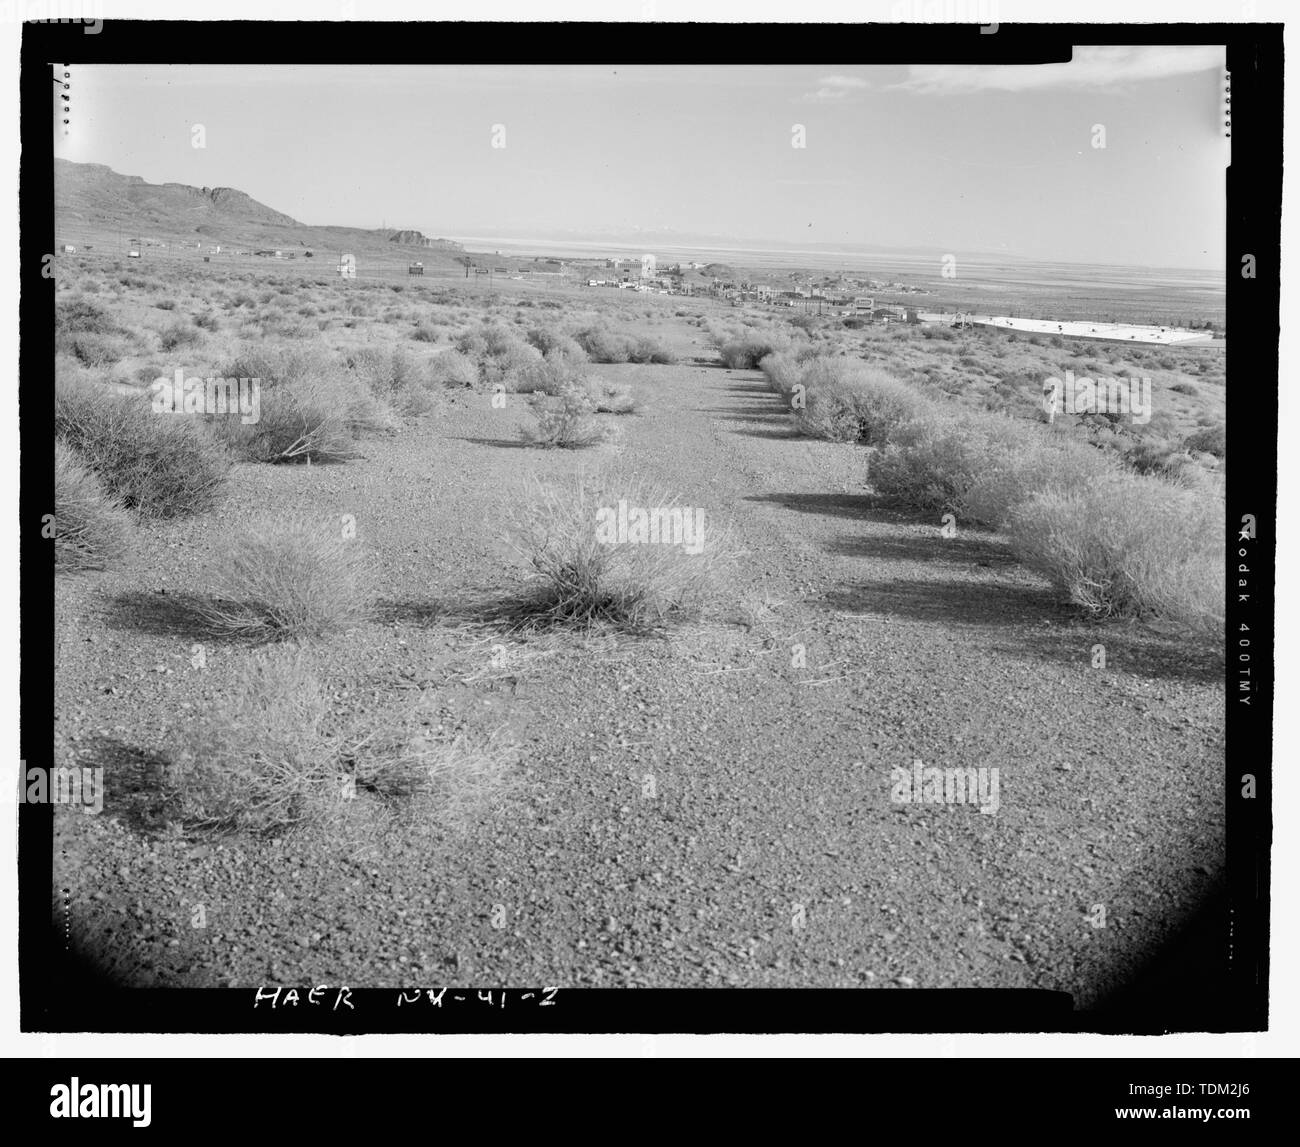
[640,253,656,280]
[60,245,76,254]
[338,254,356,279]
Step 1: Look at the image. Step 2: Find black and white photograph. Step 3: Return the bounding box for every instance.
[9,4,1286,1074]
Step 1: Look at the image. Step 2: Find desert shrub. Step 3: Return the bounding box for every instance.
[1008,473,1224,635]
[348,346,440,416]
[573,325,633,364]
[518,387,612,449]
[62,332,128,367]
[56,298,120,335]
[214,343,371,462]
[159,322,202,351]
[587,381,640,414]
[167,648,512,836]
[963,437,1115,528]
[454,329,489,358]
[333,701,514,821]
[511,353,585,397]
[1122,437,1180,477]
[868,411,1034,515]
[411,322,440,343]
[459,324,542,387]
[526,327,589,364]
[505,476,725,630]
[795,359,931,446]
[155,299,176,311]
[194,518,373,640]
[1169,381,1198,396]
[1183,424,1225,459]
[719,337,783,369]
[921,325,958,341]
[759,352,801,398]
[429,349,479,389]
[194,311,221,332]
[164,649,331,834]
[53,440,132,570]
[627,336,678,365]
[55,373,230,517]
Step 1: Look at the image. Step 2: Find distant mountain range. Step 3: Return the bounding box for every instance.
[53,159,464,263]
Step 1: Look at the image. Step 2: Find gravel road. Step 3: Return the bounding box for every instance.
[54,328,1224,1006]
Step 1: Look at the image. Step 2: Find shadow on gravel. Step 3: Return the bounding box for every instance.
[728,425,804,441]
[75,734,172,835]
[101,590,225,642]
[747,491,876,521]
[820,577,1068,626]
[373,599,444,626]
[450,436,533,450]
[987,623,1224,684]
[827,530,1013,566]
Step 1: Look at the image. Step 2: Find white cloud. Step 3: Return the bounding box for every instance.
[800,74,871,103]
[896,45,1225,95]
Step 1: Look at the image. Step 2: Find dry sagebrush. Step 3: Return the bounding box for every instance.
[195,519,374,641]
[166,652,514,837]
[54,371,230,518]
[1007,472,1224,638]
[505,475,733,630]
[53,440,133,570]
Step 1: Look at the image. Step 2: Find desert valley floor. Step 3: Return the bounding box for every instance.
[53,319,1224,1004]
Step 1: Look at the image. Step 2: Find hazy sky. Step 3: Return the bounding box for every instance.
[57,51,1227,269]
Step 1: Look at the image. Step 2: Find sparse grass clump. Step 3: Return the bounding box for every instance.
[214,343,370,462]
[158,321,202,351]
[164,650,331,835]
[1008,472,1224,636]
[430,349,479,389]
[56,297,120,335]
[55,372,230,518]
[506,476,727,630]
[166,652,514,837]
[518,387,614,449]
[62,332,128,367]
[334,701,515,824]
[53,440,133,570]
[194,519,373,641]
[348,346,440,416]
[587,381,640,414]
[1182,424,1225,459]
